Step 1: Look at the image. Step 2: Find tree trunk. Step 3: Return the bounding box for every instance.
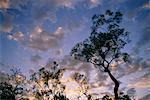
[106,69,119,99]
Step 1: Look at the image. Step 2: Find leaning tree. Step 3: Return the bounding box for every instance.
[71,10,130,99]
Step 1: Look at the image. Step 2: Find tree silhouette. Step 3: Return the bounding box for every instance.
[71,10,130,99]
[0,64,134,99]
[0,82,16,99]
[73,72,92,100]
[30,61,69,100]
[0,68,26,100]
[101,92,133,100]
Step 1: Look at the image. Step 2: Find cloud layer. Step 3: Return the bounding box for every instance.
[8,26,64,51]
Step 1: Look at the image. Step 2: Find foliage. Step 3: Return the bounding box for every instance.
[0,64,135,100]
[73,72,92,100]
[0,82,16,99]
[0,68,26,100]
[71,10,130,99]
[71,10,130,70]
[101,92,133,100]
[30,61,69,100]
[53,93,69,100]
[102,95,112,100]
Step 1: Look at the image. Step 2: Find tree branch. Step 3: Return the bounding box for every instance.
[89,60,106,70]
[107,57,115,68]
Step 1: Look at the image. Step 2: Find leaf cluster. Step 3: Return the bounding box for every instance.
[71,10,130,70]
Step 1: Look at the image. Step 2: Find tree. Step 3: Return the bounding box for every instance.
[71,10,130,99]
[0,68,26,100]
[101,92,134,100]
[0,82,16,99]
[73,72,92,100]
[30,61,69,100]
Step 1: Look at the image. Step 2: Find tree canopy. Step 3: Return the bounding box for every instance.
[71,10,130,99]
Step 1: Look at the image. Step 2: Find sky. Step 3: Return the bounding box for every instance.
[0,0,150,99]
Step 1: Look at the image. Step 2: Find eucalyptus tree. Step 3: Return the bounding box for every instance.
[71,10,130,99]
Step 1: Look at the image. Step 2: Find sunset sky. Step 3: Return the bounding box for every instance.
[0,0,150,99]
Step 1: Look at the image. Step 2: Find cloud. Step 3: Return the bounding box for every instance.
[127,88,136,97]
[56,54,148,92]
[0,0,103,35]
[127,1,150,54]
[0,12,13,33]
[30,0,85,22]
[89,0,101,8]
[28,26,64,51]
[64,16,89,34]
[0,0,86,34]
[59,55,109,84]
[49,13,57,23]
[56,0,76,8]
[8,31,24,41]
[142,1,150,9]
[140,59,150,69]
[66,20,83,32]
[52,49,63,57]
[140,26,150,44]
[32,7,49,21]
[139,94,150,100]
[145,47,150,53]
[8,26,64,51]
[141,71,150,79]
[6,0,78,9]
[117,56,150,78]
[60,55,81,68]
[37,0,75,9]
[0,0,9,9]
[30,54,42,63]
[134,26,150,54]
[44,55,105,84]
[128,78,150,88]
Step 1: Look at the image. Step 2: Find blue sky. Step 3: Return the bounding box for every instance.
[0,0,150,99]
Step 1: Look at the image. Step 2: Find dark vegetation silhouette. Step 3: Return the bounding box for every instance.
[30,61,69,100]
[0,62,69,100]
[0,10,134,100]
[0,68,26,100]
[0,63,133,100]
[0,82,16,99]
[71,10,130,99]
